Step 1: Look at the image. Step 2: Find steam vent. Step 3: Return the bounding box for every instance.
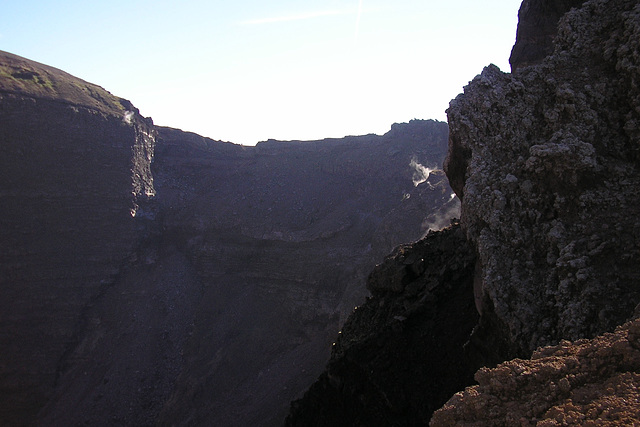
[1,0,640,425]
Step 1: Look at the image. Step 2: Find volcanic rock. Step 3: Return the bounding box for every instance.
[0,50,455,426]
[288,0,640,424]
[433,0,640,422]
[431,313,640,426]
[447,0,640,356]
[0,51,155,425]
[147,121,455,427]
[509,0,586,71]
[286,222,478,425]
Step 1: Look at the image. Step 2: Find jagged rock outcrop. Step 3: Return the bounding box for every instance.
[431,0,640,423]
[286,222,478,425]
[446,0,640,356]
[288,0,640,424]
[509,0,586,70]
[0,50,455,425]
[431,313,640,426]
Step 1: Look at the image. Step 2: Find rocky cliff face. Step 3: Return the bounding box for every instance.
[147,122,455,427]
[0,50,455,425]
[286,222,478,426]
[447,0,640,356]
[432,0,640,422]
[288,0,640,424]
[509,0,586,70]
[0,52,155,425]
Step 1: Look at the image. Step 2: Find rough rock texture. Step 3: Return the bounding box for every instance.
[431,314,640,426]
[446,0,640,356]
[153,122,456,427]
[432,0,640,422]
[509,0,586,71]
[286,223,478,425]
[0,52,155,426]
[289,0,640,424]
[0,50,456,425]
[38,241,202,426]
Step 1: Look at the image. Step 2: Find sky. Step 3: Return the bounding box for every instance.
[1,1,522,145]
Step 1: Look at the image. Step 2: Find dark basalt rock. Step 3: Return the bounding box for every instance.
[148,123,456,427]
[0,50,456,426]
[434,0,640,422]
[286,223,478,426]
[288,0,640,424]
[448,0,640,356]
[0,77,154,425]
[509,0,586,71]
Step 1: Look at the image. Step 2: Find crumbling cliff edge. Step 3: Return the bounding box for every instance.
[433,0,640,423]
[287,0,640,424]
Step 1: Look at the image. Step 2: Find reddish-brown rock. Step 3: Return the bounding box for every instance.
[431,315,640,426]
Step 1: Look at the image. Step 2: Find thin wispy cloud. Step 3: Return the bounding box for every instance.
[241,10,350,25]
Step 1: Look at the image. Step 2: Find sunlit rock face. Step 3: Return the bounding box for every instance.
[431,314,640,426]
[0,50,456,426]
[446,0,640,356]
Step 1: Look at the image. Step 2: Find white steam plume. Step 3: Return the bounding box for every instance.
[421,196,461,235]
[410,156,440,187]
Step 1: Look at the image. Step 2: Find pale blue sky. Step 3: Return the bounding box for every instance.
[1,1,521,145]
